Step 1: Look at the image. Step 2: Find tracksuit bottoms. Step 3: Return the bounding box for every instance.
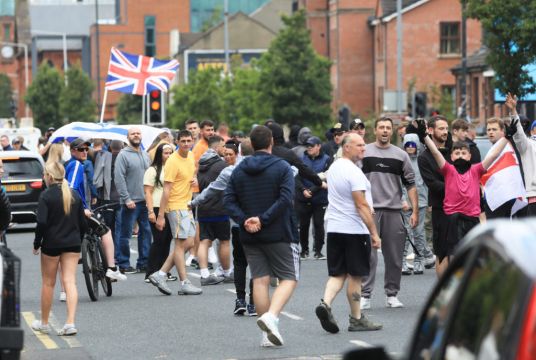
[362,209,407,298]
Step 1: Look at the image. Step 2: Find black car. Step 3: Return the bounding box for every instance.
[346,220,536,360]
[0,151,45,224]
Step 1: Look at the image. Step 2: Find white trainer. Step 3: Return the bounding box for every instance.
[386,296,404,308]
[257,313,284,346]
[106,268,127,281]
[260,332,276,348]
[59,291,67,302]
[360,297,371,310]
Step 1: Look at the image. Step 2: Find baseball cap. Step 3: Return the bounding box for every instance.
[531,120,536,131]
[12,137,21,144]
[305,136,322,146]
[349,118,365,130]
[329,122,345,134]
[47,127,56,132]
[70,137,91,149]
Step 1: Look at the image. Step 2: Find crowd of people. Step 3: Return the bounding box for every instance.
[16,93,536,346]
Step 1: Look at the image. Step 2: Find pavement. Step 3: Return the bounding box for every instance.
[5,227,438,360]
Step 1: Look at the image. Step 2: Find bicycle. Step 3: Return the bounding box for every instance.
[81,203,117,301]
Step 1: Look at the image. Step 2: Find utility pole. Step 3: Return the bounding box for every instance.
[460,0,468,120]
[95,0,102,111]
[224,0,230,75]
[396,0,403,114]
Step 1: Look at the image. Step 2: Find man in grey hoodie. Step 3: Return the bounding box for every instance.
[291,127,312,157]
[114,127,151,273]
[401,133,435,275]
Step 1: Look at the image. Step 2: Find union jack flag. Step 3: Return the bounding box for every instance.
[104,47,179,96]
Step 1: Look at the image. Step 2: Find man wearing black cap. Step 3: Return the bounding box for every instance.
[322,123,345,159]
[349,118,366,138]
[295,136,332,260]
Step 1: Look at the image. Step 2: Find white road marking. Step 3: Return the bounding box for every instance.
[130,248,138,254]
[226,289,237,294]
[187,272,201,278]
[350,340,373,348]
[280,311,303,321]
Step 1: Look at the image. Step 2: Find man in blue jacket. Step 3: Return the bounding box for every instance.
[224,125,299,348]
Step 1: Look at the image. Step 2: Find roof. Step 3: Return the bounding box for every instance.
[460,220,536,280]
[451,47,490,73]
[250,0,293,33]
[178,33,205,54]
[380,0,423,17]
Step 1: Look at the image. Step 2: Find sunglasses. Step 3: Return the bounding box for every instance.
[76,148,89,152]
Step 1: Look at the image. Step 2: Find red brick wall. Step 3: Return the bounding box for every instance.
[90,0,190,120]
[374,0,482,113]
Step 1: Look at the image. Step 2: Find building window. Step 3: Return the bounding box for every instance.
[3,24,10,41]
[440,22,460,55]
[144,16,156,57]
[472,77,479,118]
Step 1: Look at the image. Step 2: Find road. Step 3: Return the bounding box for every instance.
[6,227,438,360]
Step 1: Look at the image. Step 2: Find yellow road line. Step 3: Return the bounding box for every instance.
[21,312,59,350]
[48,313,81,348]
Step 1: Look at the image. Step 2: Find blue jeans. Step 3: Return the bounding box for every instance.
[117,201,152,269]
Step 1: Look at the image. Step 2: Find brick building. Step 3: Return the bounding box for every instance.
[301,0,483,118]
[90,0,190,120]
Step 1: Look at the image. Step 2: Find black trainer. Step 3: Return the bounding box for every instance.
[314,252,326,260]
[315,300,339,333]
[234,298,247,315]
[120,266,136,274]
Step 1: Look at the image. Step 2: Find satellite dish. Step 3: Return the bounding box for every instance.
[1,46,14,59]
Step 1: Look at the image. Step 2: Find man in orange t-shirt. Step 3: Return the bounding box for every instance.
[187,120,215,268]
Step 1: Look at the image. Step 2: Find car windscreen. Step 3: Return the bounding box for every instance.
[2,158,43,180]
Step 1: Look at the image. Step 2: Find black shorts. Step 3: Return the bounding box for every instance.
[199,221,231,241]
[41,246,81,257]
[443,213,479,258]
[327,233,371,277]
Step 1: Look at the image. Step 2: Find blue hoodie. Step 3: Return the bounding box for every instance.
[224,151,296,244]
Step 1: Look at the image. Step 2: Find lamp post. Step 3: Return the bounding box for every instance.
[33,30,69,85]
[0,41,29,118]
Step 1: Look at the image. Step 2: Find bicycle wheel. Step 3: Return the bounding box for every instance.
[81,235,99,301]
[96,240,112,297]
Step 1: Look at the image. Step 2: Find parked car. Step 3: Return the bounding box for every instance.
[0,151,45,224]
[345,220,536,360]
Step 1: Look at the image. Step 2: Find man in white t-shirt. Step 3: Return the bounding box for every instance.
[315,133,382,333]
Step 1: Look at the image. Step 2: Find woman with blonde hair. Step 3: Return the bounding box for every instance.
[46,143,65,165]
[32,162,87,336]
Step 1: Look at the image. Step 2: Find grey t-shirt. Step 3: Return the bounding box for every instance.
[361,143,416,210]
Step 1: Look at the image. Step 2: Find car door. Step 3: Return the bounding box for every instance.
[408,238,532,360]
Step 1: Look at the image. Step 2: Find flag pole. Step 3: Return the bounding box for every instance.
[142,94,146,125]
[99,88,108,123]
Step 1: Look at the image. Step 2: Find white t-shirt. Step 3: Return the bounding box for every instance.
[326,158,373,234]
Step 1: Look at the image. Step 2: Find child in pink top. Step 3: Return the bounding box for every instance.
[416,119,517,259]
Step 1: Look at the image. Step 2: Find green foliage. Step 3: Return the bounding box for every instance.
[116,94,143,124]
[25,64,65,131]
[428,83,455,121]
[465,0,536,98]
[258,9,332,128]
[60,65,96,122]
[0,73,14,118]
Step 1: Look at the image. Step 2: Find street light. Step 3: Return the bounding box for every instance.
[32,30,69,85]
[0,41,29,118]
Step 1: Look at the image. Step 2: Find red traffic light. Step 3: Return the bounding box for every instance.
[150,90,160,99]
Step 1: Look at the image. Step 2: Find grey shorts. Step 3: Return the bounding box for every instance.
[166,210,196,239]
[242,242,300,281]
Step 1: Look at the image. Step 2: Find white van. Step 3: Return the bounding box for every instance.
[0,127,42,153]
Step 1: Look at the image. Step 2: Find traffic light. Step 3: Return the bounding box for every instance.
[338,105,350,130]
[414,92,427,118]
[148,90,163,124]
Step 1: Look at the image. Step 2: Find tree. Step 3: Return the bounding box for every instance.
[465,0,536,98]
[0,74,14,118]
[200,6,223,32]
[258,9,332,127]
[116,94,143,125]
[168,67,224,129]
[25,64,65,131]
[60,65,96,122]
